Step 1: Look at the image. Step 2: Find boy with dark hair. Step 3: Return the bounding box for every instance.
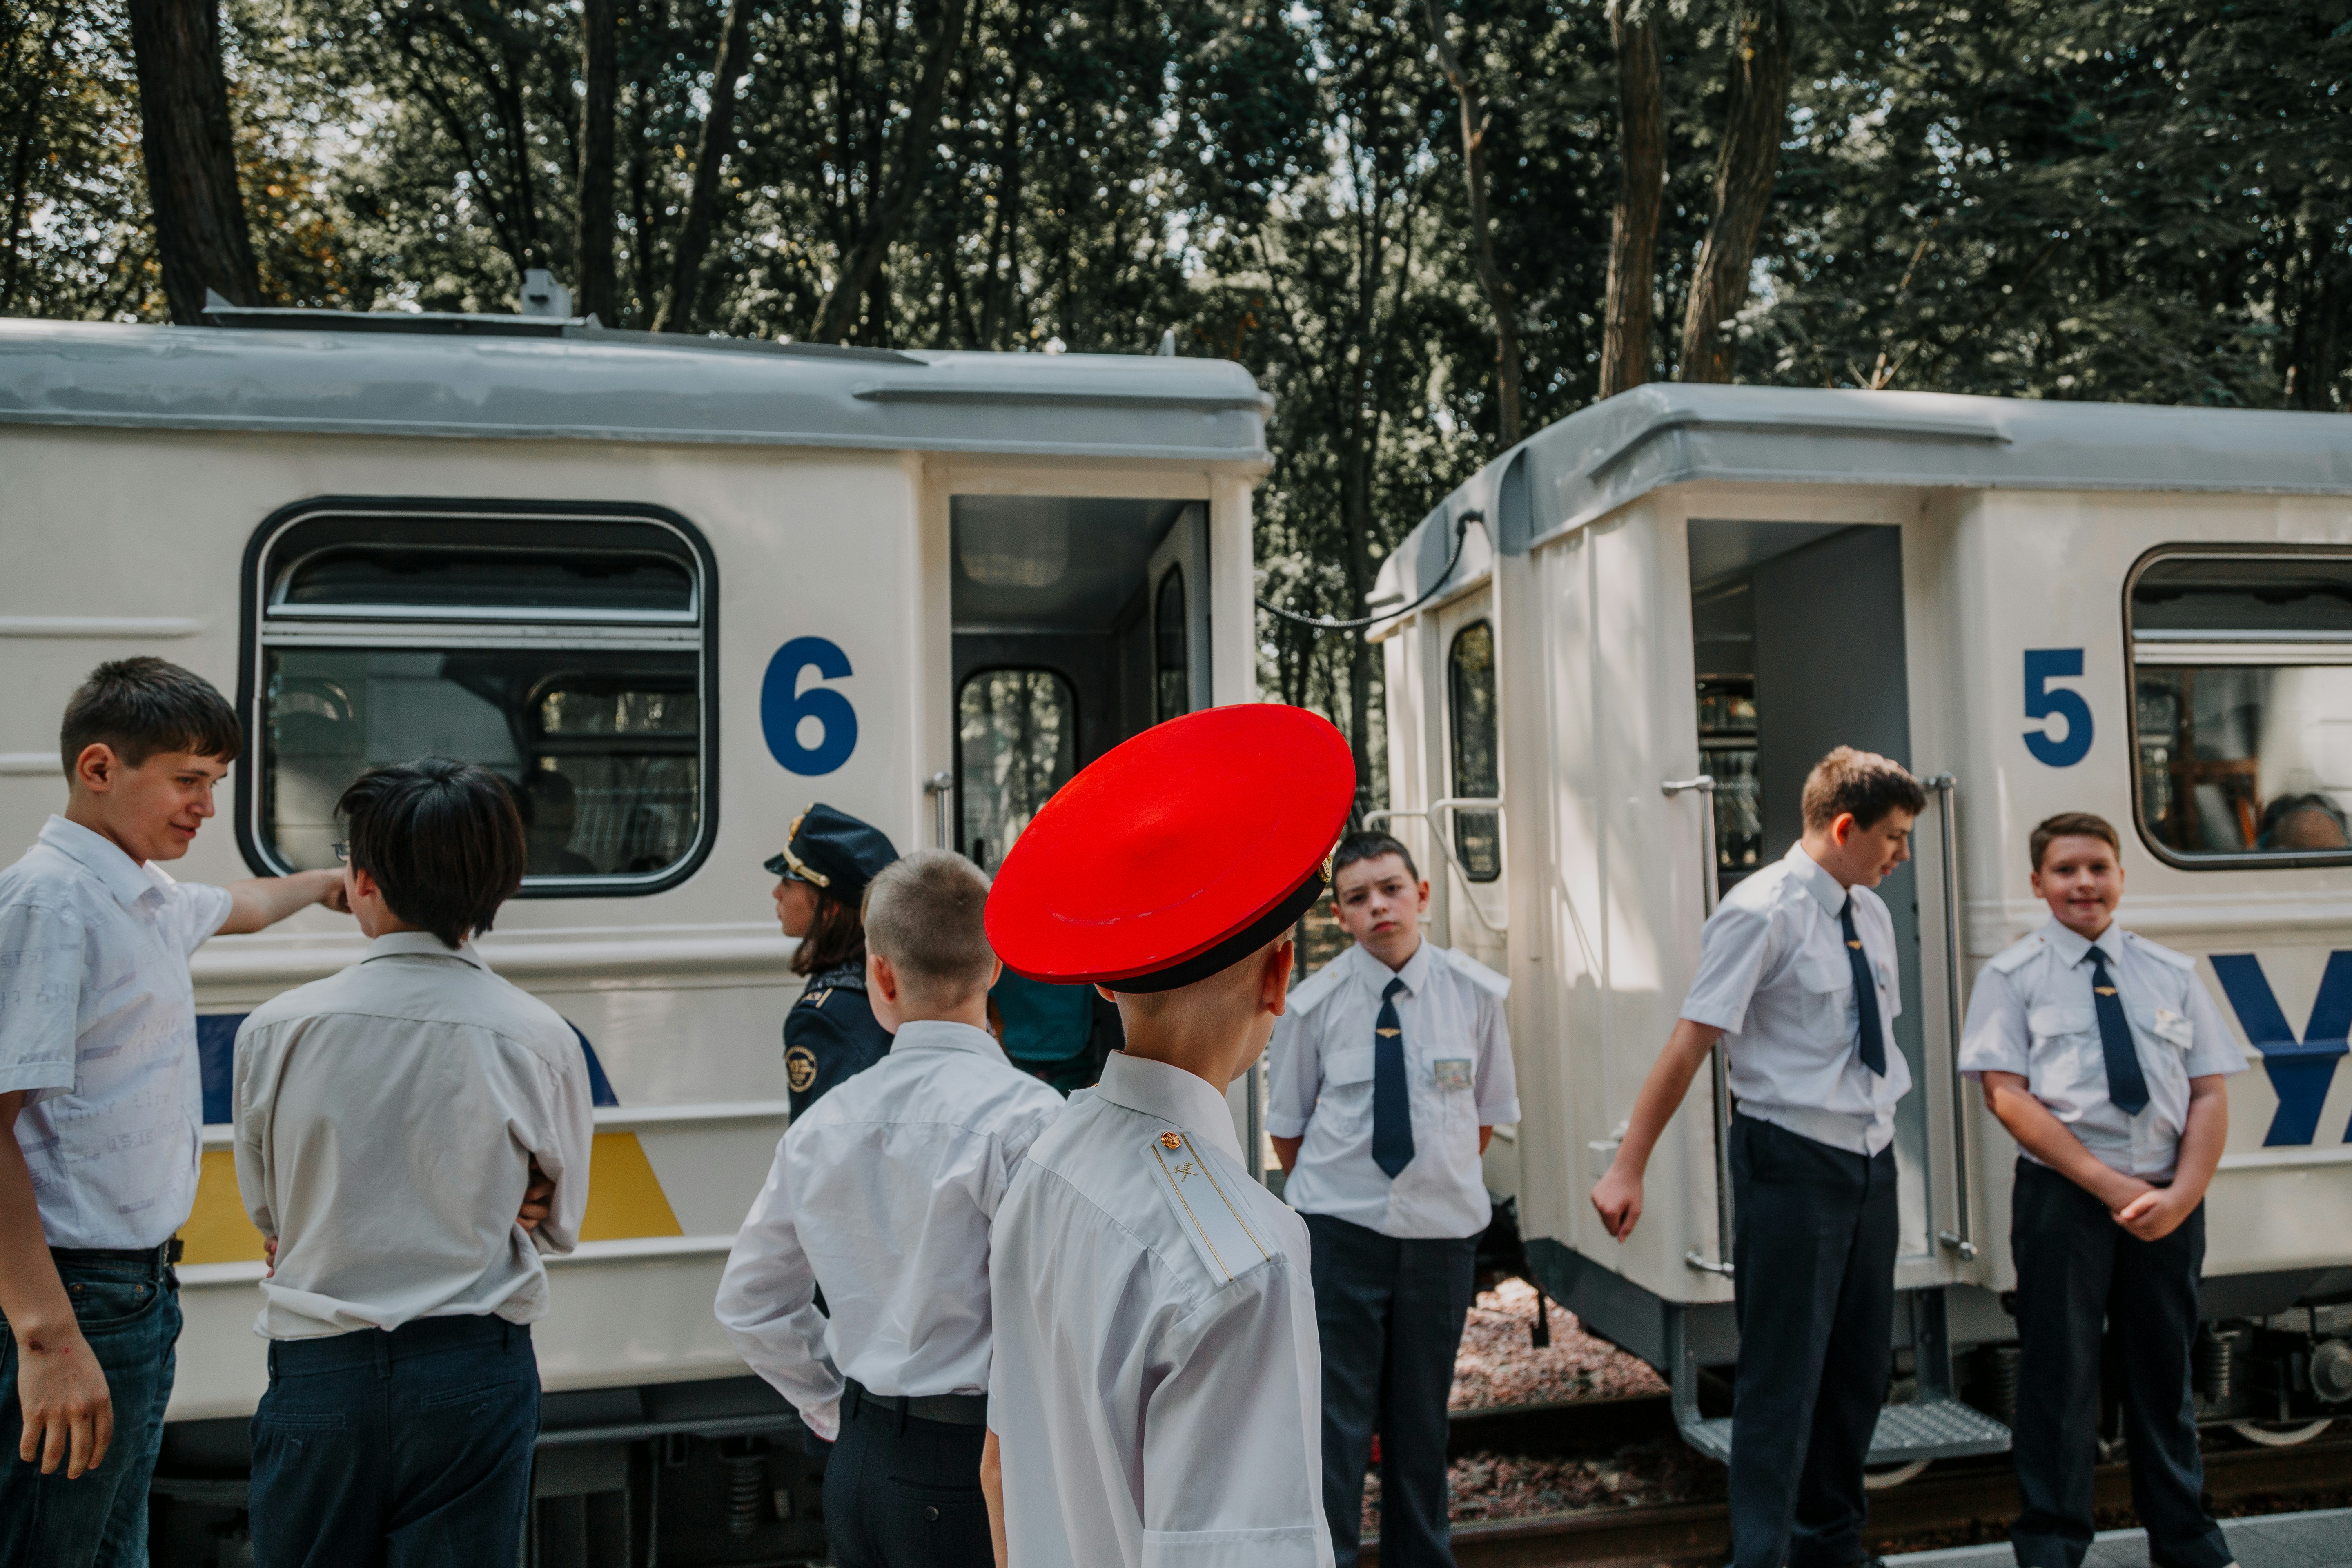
[1960,812,2243,1568]
[718,849,1062,1568]
[1591,745,1925,1568]
[0,657,347,1564]
[1267,831,1515,1568]
[232,757,594,1568]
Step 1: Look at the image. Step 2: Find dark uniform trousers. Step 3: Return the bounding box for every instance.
[823,1381,991,1568]
[1305,1212,1479,1568]
[2008,1160,2229,1568]
[1727,1114,1898,1568]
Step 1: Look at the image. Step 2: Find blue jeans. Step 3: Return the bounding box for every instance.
[0,1249,181,1568]
[248,1315,538,1568]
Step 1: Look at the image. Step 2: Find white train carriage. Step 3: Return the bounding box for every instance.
[0,308,1271,1560]
[1372,385,2352,1467]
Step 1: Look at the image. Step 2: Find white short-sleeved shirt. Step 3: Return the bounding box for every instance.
[1958,919,2245,1181]
[987,1052,1332,1568]
[0,815,232,1249]
[714,1019,1064,1440]
[1265,939,1518,1238]
[1678,841,1912,1156]
[234,932,596,1338]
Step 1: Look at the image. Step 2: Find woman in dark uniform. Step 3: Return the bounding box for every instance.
[766,803,899,1117]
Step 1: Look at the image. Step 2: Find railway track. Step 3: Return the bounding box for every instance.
[1363,1398,2352,1568]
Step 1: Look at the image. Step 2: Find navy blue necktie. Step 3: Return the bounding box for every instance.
[1371,976,1414,1178]
[1840,900,1887,1076]
[2089,947,2149,1114]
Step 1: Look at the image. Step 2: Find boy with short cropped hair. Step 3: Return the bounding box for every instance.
[1959,812,2243,1568]
[0,657,346,1564]
[1267,831,1516,1568]
[1590,746,1924,1568]
[718,849,1062,1568]
[235,757,595,1568]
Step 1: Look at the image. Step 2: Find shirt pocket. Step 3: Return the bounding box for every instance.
[2025,1005,2100,1102]
[1798,954,1855,1043]
[1316,1044,1377,1134]
[2144,1006,2195,1052]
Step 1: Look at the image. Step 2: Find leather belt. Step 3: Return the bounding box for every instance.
[844,1378,988,1427]
[51,1239,182,1267]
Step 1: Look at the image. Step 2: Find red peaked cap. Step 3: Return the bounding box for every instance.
[986,704,1356,992]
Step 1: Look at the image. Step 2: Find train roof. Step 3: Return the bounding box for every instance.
[1374,384,2352,611]
[0,316,1271,465]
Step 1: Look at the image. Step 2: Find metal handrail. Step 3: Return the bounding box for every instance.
[924,770,954,849]
[1362,797,1508,933]
[1927,772,1978,1261]
[1662,776,1733,1277]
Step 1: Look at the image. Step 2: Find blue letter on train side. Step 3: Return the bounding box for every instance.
[2023,648,2094,767]
[2208,952,2352,1147]
[762,637,858,776]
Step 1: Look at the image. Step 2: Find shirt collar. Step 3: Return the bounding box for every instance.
[890,1019,1004,1061]
[1354,936,1432,998]
[39,815,169,911]
[1093,1051,1245,1167]
[2039,918,2124,969]
[359,929,490,970]
[1784,840,1848,919]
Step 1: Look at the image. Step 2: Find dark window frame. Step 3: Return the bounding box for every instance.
[1446,619,1503,884]
[2123,541,2352,872]
[953,663,1081,868]
[236,497,721,898]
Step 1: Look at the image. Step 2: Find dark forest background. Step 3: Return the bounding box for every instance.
[6,0,2347,776]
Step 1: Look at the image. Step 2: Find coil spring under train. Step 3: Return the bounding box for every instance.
[717,1437,769,1537]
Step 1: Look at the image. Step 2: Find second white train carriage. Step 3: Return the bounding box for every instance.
[1373,385,2352,1465]
[0,307,1270,1562]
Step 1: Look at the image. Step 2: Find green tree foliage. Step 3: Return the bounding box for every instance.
[4,0,2345,786]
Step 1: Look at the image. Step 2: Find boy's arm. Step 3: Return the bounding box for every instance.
[1589,1019,1721,1241]
[713,1141,843,1439]
[1263,1004,1319,1175]
[982,1427,1007,1568]
[217,870,347,936]
[2116,1074,2227,1241]
[1978,1071,2153,1212]
[0,1091,112,1478]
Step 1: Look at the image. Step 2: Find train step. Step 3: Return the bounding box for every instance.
[1675,1395,2013,1466]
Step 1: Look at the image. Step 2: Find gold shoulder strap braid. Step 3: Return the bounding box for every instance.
[777,808,832,887]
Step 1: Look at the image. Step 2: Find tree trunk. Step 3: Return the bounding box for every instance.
[1422,0,1521,445]
[125,0,259,323]
[575,0,619,326]
[1677,0,1793,383]
[806,0,972,345]
[1599,0,1664,398]
[653,0,756,334]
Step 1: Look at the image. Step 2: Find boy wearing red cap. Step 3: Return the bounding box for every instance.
[980,705,1351,1568]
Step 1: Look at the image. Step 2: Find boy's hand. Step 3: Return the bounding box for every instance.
[2114,1185,2194,1241]
[15,1330,113,1478]
[518,1158,555,1232]
[1590,1165,1644,1242]
[263,1235,277,1276]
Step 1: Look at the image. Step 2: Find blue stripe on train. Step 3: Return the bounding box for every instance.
[197,1013,621,1126]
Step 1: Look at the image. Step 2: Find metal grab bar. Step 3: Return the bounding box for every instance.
[1362,797,1507,933]
[1926,772,1978,1261]
[1661,776,1733,1277]
[924,770,954,849]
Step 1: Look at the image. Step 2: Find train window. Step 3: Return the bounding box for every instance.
[1155,566,1189,722]
[1448,622,1501,882]
[246,504,715,893]
[2129,549,2352,864]
[960,669,1077,872]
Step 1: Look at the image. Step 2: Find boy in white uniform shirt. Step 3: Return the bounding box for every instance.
[717,851,1062,1568]
[1266,832,1516,1568]
[1959,813,2242,1568]
[1590,747,1923,1568]
[0,658,346,1565]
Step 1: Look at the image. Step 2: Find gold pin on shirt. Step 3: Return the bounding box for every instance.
[2096,986,2118,996]
[1848,940,1863,950]
[1160,1131,1184,1150]
[1376,1027,1401,1038]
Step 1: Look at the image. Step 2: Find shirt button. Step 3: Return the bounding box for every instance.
[924,1505,940,1521]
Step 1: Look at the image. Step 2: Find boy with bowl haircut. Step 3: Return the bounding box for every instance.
[1590,746,1923,1568]
[718,850,1062,1568]
[234,758,595,1568]
[981,704,1353,1568]
[1958,812,2242,1568]
[0,657,347,1561]
[1266,831,1516,1567]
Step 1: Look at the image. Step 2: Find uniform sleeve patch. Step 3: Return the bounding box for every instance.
[1145,1129,1274,1285]
[785,1046,818,1093]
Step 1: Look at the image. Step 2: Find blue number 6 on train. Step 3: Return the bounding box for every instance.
[763,636,859,775]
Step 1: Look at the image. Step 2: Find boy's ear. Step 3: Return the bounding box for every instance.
[71,742,120,793]
[1261,939,1295,1018]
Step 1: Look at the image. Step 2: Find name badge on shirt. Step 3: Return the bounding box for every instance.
[1146,1130,1274,1284]
[1432,1059,1474,1092]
